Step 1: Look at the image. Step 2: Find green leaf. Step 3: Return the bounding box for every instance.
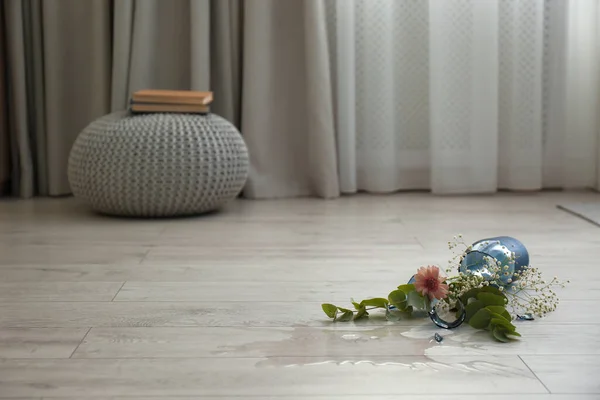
[492,326,511,343]
[490,316,516,333]
[477,292,507,307]
[354,306,369,320]
[397,284,415,293]
[468,308,492,330]
[388,290,408,310]
[385,308,404,321]
[491,323,520,342]
[322,304,338,319]
[337,310,354,322]
[485,306,511,321]
[337,307,352,313]
[407,291,426,310]
[480,286,505,296]
[459,288,479,305]
[351,298,362,310]
[360,298,389,308]
[465,300,484,322]
[460,286,507,306]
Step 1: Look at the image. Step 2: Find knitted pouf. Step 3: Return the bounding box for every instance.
[68,111,249,217]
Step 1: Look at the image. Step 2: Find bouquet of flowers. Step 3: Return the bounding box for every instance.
[321,235,569,343]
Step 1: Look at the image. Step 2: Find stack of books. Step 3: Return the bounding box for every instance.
[130,90,213,114]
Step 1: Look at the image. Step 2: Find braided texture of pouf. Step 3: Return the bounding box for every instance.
[68,111,249,217]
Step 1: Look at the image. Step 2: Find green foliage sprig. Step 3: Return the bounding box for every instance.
[321,283,430,322]
[321,282,520,343]
[460,286,520,342]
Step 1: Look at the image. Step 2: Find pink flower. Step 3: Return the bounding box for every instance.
[413,265,449,300]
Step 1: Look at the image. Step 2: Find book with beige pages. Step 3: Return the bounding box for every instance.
[130,90,213,114]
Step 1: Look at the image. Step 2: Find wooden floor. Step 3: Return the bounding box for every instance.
[0,192,599,399]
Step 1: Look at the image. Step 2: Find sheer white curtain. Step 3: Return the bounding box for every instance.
[329,0,600,195]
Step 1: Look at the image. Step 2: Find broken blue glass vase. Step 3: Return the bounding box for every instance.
[459,236,529,286]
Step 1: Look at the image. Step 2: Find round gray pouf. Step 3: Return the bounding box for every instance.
[68,111,249,217]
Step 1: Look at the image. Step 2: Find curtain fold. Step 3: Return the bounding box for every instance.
[302,0,339,198]
[563,0,600,189]
[23,0,48,195]
[241,0,338,198]
[41,0,112,196]
[429,0,499,194]
[542,0,567,189]
[4,0,35,197]
[4,0,112,197]
[0,1,8,194]
[210,0,243,127]
[497,0,544,190]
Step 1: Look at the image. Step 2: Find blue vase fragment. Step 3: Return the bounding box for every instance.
[459,236,529,286]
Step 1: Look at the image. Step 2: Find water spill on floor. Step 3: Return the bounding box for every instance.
[212,320,523,376]
[340,333,364,341]
[257,358,527,377]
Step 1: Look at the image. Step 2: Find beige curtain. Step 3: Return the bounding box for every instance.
[1,0,337,199]
[241,0,338,198]
[3,0,111,197]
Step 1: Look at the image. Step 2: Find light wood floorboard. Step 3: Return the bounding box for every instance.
[519,355,600,393]
[0,328,88,358]
[0,356,546,397]
[0,283,124,302]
